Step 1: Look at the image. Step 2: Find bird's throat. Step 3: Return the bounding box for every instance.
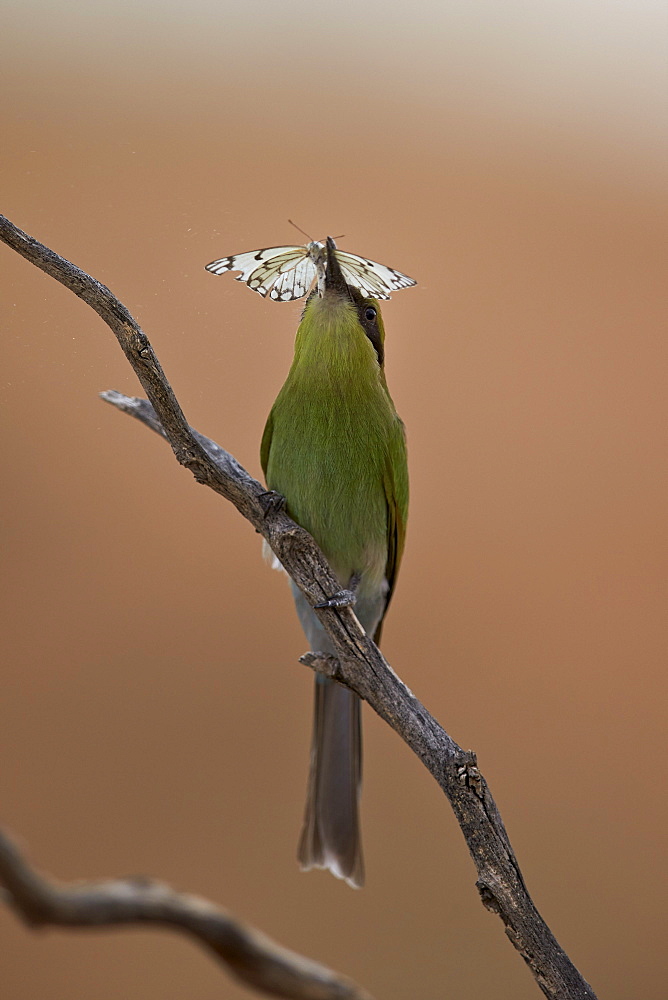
[292,296,378,383]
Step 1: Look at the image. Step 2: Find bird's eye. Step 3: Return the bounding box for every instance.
[364,306,377,322]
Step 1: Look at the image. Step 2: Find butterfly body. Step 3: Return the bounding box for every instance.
[206,238,416,301]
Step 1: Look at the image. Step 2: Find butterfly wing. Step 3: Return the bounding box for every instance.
[205,245,316,300]
[334,251,417,300]
[268,255,317,301]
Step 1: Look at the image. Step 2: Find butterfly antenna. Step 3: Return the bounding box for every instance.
[287,219,313,241]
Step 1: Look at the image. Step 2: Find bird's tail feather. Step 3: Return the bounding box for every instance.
[297,675,364,889]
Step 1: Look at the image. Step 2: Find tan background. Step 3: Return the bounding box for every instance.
[1,3,666,997]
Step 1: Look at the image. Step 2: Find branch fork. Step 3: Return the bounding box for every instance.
[0,213,597,1000]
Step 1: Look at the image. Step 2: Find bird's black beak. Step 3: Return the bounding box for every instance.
[323,237,350,298]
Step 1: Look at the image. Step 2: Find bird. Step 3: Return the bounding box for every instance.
[260,237,410,887]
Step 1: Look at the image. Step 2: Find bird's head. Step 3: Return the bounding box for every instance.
[301,237,386,367]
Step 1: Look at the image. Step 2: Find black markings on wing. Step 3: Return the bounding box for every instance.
[335,251,417,300]
[205,246,315,299]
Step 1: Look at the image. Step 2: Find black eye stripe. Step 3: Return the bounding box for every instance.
[358,303,384,367]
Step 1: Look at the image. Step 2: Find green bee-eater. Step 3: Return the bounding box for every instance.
[261,238,409,887]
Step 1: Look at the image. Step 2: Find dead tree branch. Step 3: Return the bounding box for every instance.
[0,213,597,1000]
[0,829,370,1000]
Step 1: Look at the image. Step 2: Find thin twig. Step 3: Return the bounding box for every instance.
[0,213,597,999]
[0,829,370,1000]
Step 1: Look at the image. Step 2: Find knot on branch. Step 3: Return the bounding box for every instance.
[457,752,483,799]
[128,330,152,359]
[269,521,316,570]
[476,878,504,917]
[175,446,212,479]
[299,651,347,685]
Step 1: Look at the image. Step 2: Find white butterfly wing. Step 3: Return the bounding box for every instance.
[205,245,315,299]
[334,251,417,300]
[268,256,317,301]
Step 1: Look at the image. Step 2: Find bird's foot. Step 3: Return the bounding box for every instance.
[314,574,361,610]
[315,589,356,610]
[257,490,286,517]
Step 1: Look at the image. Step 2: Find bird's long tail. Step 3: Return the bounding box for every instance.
[297,675,364,888]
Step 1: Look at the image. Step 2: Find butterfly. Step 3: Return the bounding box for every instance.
[205,238,417,302]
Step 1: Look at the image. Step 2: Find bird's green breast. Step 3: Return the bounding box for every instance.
[262,297,405,596]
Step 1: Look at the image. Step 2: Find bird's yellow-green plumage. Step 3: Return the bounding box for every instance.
[261,238,408,887]
[261,290,407,615]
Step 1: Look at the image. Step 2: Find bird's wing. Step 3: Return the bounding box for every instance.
[375,418,409,644]
[260,408,274,479]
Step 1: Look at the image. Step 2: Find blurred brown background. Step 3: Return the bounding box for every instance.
[1,3,666,997]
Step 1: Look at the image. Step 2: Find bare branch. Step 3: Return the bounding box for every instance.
[0,829,371,1000]
[0,213,598,999]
